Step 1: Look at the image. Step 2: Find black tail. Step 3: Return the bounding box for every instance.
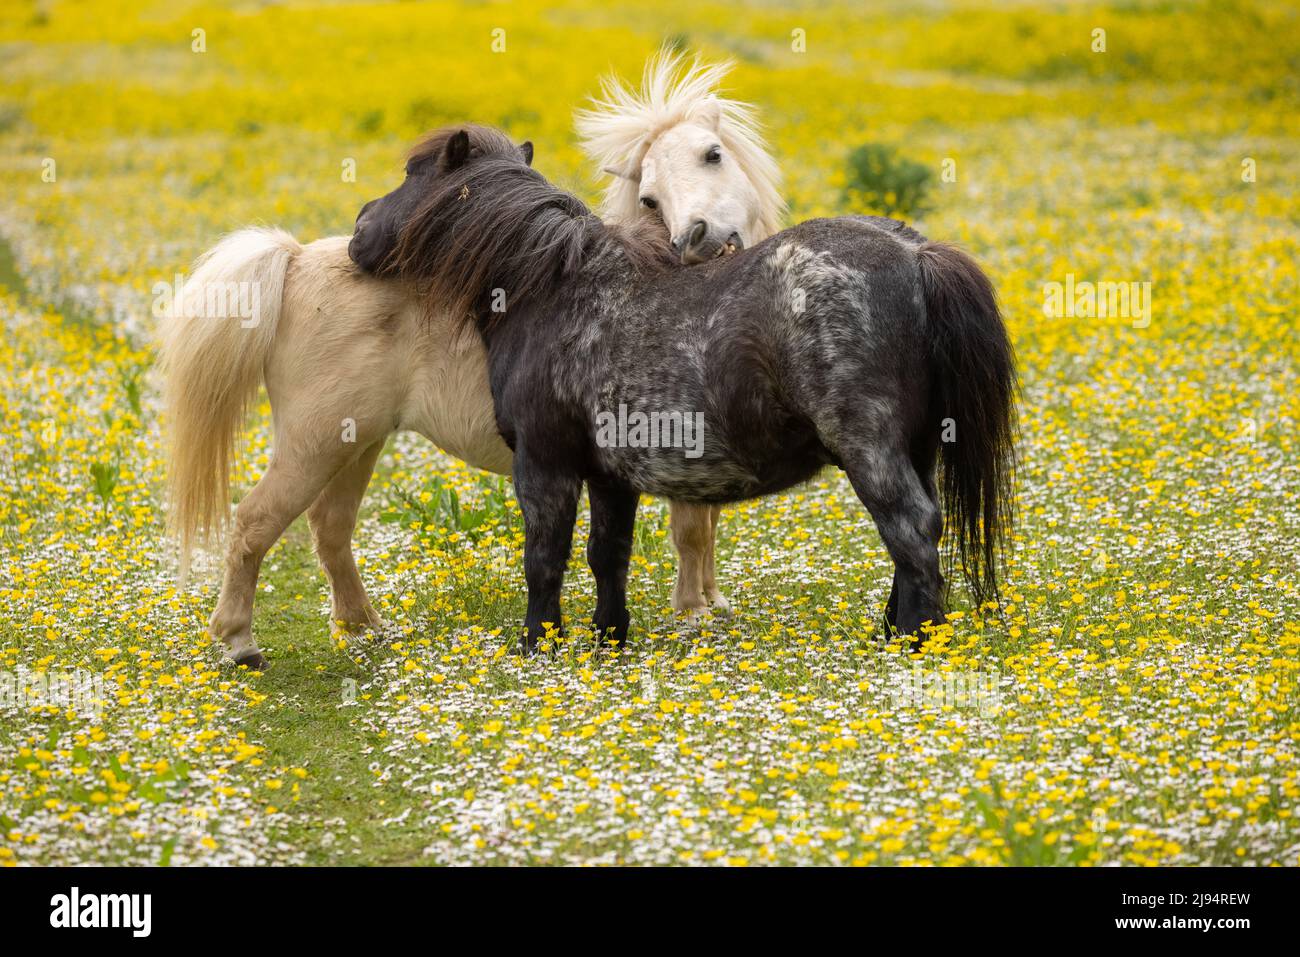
[917,241,1017,608]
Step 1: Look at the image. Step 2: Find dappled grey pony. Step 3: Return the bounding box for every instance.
[350,125,1017,651]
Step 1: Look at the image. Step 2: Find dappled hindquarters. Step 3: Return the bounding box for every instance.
[0,0,1297,865]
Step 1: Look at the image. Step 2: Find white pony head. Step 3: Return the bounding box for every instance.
[576,49,785,264]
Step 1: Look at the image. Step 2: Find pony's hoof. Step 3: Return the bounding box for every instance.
[230,650,268,672]
[674,606,704,626]
[706,590,733,615]
[671,591,709,618]
[330,616,388,639]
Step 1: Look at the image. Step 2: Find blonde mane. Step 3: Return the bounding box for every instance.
[575,49,786,241]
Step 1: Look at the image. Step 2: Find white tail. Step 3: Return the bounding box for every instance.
[157,227,301,578]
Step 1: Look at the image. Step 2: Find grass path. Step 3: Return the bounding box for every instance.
[243,503,448,866]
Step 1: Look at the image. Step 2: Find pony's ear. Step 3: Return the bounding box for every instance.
[696,97,722,132]
[443,129,471,170]
[519,141,534,166]
[602,162,641,183]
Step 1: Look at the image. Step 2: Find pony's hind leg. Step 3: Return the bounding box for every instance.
[513,458,581,654]
[702,504,730,612]
[586,481,639,646]
[670,501,712,617]
[209,443,359,669]
[843,444,946,647]
[884,450,942,634]
[308,437,386,635]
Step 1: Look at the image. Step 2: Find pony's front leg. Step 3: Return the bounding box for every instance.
[514,458,581,654]
[586,481,639,646]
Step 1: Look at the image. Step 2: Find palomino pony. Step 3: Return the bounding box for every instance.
[159,53,780,669]
[352,126,1017,652]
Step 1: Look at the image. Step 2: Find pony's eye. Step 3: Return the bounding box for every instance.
[705,147,722,164]
[640,196,658,210]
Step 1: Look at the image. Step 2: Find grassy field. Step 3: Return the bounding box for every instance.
[1,0,1298,865]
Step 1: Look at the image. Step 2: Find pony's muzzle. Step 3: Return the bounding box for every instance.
[672,220,707,258]
[347,228,371,270]
[352,199,376,235]
[677,221,744,265]
[349,203,384,272]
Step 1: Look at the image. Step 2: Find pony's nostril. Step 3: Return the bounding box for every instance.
[347,232,372,269]
[687,220,708,250]
[355,202,376,231]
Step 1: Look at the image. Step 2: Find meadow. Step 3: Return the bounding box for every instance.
[0,0,1297,865]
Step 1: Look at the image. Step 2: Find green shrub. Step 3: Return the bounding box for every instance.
[843,142,933,218]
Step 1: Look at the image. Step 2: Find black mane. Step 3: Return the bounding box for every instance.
[393,127,674,327]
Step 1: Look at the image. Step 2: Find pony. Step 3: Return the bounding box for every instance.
[353,125,1018,652]
[158,52,782,669]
